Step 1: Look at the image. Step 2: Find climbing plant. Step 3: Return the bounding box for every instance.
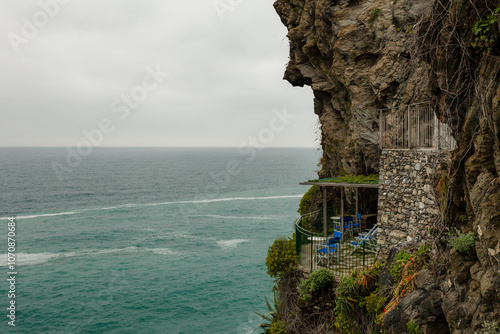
[471,4,500,53]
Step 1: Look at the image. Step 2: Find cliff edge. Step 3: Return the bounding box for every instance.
[274,0,500,332]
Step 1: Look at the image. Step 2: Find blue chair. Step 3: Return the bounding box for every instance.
[316,245,338,266]
[335,216,354,237]
[320,237,340,250]
[350,225,378,255]
[333,216,353,229]
[315,231,342,266]
[320,231,342,248]
[350,213,362,235]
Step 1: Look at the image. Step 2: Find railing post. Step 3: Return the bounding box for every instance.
[295,220,302,256]
[323,187,327,237]
[437,114,441,151]
[340,187,344,242]
[379,110,383,149]
[310,233,313,272]
[407,105,411,148]
[362,241,365,267]
[417,107,420,147]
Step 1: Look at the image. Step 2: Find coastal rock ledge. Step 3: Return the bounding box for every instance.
[274,0,500,332]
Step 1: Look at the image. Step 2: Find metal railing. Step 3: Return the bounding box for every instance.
[295,213,379,278]
[379,102,456,150]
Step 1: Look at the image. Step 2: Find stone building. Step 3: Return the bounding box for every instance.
[376,103,455,257]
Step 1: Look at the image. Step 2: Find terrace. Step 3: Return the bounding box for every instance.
[295,102,456,277]
[295,178,380,277]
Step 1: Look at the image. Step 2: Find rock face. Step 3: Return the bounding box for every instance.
[274,0,500,332]
[384,269,450,334]
[274,0,434,177]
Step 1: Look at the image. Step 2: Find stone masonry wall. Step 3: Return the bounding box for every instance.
[377,149,445,258]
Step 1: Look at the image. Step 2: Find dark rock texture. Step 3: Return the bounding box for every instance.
[274,0,500,332]
[274,0,434,177]
[384,269,449,334]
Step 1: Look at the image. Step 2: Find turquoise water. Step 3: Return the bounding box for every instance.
[0,148,318,333]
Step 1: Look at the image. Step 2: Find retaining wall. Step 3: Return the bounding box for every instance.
[377,149,447,257]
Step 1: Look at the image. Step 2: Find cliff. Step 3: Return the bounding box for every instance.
[274,0,500,332]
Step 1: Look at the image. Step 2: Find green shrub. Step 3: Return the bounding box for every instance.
[309,268,334,292]
[298,268,334,300]
[266,237,297,279]
[256,294,283,334]
[269,319,286,334]
[447,229,476,254]
[364,290,386,314]
[333,262,388,333]
[474,321,500,334]
[369,8,381,22]
[298,186,319,216]
[389,249,411,279]
[315,174,379,184]
[416,244,431,258]
[407,319,423,334]
[334,270,360,326]
[298,278,312,301]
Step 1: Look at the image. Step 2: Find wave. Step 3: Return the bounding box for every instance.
[0,247,180,266]
[157,231,217,242]
[216,239,251,249]
[190,214,280,220]
[156,233,250,249]
[144,194,303,207]
[6,194,303,221]
[146,248,178,256]
[98,195,302,211]
[98,203,139,211]
[0,211,78,220]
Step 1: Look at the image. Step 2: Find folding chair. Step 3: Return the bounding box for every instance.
[334,216,354,237]
[315,231,342,266]
[351,213,362,235]
[349,225,377,255]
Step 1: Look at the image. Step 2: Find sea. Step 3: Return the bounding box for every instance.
[0,147,319,333]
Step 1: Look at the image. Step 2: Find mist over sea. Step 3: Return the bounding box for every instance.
[0,147,318,333]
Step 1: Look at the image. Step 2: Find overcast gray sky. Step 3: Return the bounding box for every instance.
[0,0,317,147]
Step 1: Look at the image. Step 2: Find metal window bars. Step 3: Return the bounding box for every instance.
[379,102,456,150]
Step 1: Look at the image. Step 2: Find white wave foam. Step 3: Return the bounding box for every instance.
[98,203,138,211]
[3,252,62,266]
[143,194,303,207]
[5,195,302,221]
[0,247,179,266]
[1,211,78,220]
[216,239,250,249]
[145,248,179,256]
[190,214,279,220]
[98,206,119,210]
[158,232,217,242]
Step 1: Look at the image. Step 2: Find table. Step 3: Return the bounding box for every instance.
[307,236,329,242]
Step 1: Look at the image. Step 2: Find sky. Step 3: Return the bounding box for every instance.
[0,0,318,148]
